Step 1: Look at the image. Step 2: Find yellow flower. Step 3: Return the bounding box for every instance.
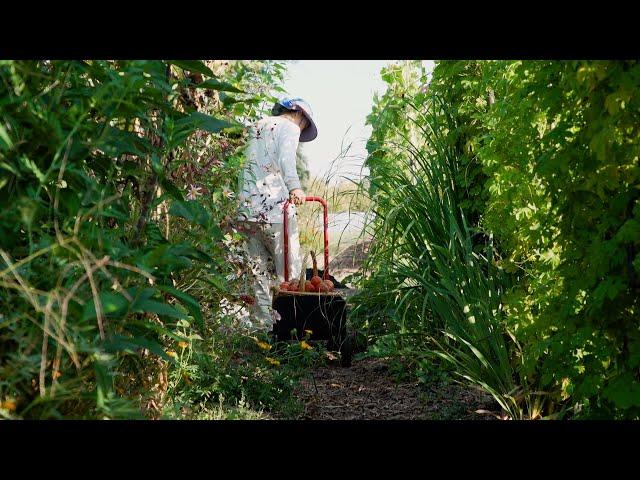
[265,357,280,366]
[178,341,189,349]
[256,341,272,351]
[304,329,313,336]
[1,399,17,412]
[166,350,177,358]
[300,340,313,351]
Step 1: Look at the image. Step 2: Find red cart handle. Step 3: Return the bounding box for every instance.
[283,196,329,282]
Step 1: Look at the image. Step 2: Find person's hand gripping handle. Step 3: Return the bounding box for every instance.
[289,188,306,206]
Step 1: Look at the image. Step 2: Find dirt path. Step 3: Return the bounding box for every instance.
[294,238,500,420]
[293,357,499,420]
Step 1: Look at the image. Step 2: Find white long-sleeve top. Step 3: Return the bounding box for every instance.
[237,115,302,224]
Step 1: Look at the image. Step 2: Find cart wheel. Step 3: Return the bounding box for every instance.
[340,331,355,368]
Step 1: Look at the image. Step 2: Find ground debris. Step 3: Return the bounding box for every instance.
[292,357,500,420]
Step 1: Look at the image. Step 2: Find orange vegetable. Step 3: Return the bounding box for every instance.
[310,251,323,287]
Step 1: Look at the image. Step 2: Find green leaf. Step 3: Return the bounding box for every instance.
[219,92,259,107]
[202,274,227,292]
[629,338,640,369]
[159,177,184,201]
[603,373,640,409]
[177,111,236,134]
[97,204,129,222]
[126,287,155,302]
[615,219,640,244]
[151,153,163,175]
[124,319,188,342]
[0,160,19,176]
[179,244,214,263]
[167,60,214,77]
[156,284,204,330]
[589,129,608,163]
[133,298,188,320]
[83,292,130,321]
[605,93,620,116]
[17,196,39,227]
[99,126,152,157]
[193,78,244,93]
[103,333,172,361]
[136,244,190,272]
[19,156,46,183]
[120,160,144,177]
[0,123,13,151]
[93,353,114,410]
[169,200,210,227]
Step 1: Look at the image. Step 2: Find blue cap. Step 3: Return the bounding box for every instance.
[272,97,318,142]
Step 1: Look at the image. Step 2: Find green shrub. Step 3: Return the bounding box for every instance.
[0,60,293,419]
[354,59,640,419]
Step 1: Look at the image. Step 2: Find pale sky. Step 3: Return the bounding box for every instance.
[281,60,435,183]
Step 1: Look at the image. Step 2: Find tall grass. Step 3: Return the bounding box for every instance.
[295,136,373,271]
[355,94,544,419]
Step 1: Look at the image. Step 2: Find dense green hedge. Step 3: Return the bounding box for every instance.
[357,60,640,418]
[0,60,293,418]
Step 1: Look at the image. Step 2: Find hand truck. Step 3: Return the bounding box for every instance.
[271,196,354,367]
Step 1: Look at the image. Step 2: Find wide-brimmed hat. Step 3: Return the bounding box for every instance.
[272,97,318,142]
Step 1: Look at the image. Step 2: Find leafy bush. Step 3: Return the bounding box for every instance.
[354,60,640,419]
[0,59,298,419]
[473,61,640,418]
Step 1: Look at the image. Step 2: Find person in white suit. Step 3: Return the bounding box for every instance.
[237,97,318,331]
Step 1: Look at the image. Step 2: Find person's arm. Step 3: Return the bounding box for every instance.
[277,122,305,205]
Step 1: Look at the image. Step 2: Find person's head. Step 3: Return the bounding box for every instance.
[275,109,308,130]
[271,97,317,142]
[283,110,309,131]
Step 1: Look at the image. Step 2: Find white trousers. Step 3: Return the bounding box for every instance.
[243,215,301,331]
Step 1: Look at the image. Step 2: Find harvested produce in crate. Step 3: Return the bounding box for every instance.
[277,253,337,294]
[275,196,354,368]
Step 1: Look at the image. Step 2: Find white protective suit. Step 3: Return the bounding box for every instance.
[237,115,303,331]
